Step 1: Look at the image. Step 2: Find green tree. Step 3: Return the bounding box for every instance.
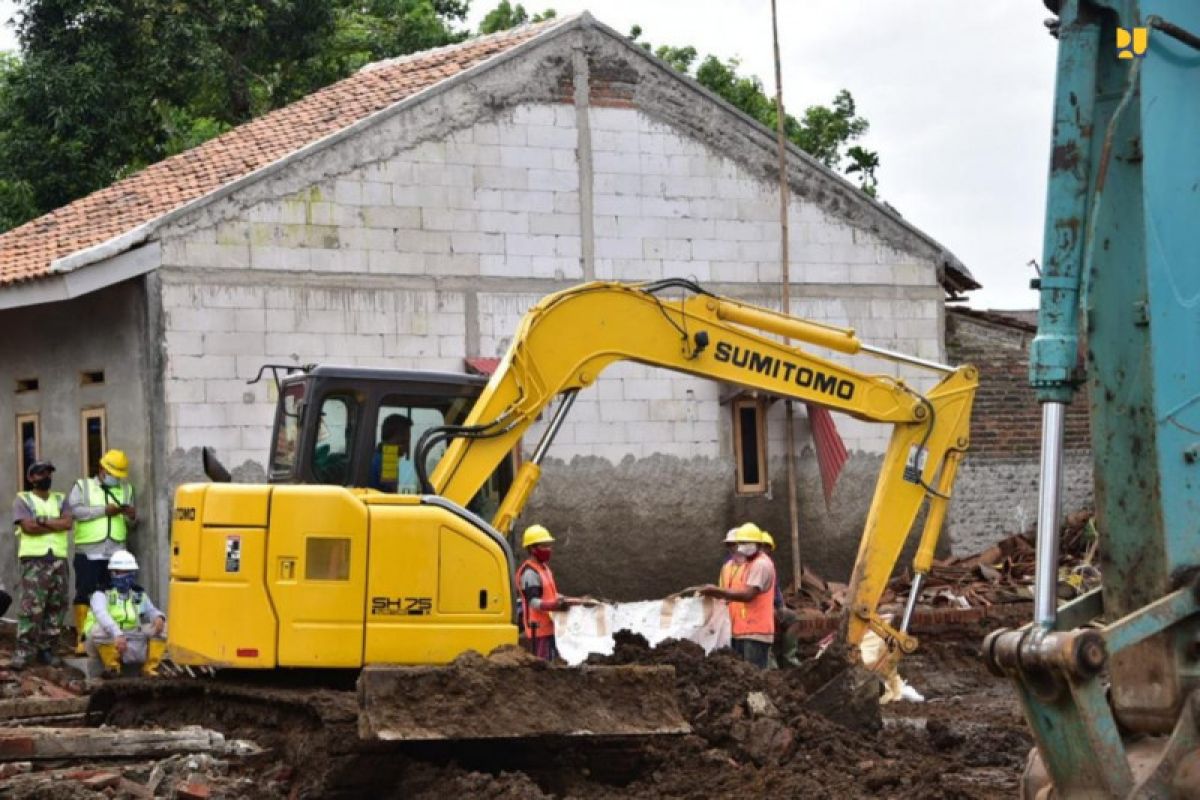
[630,26,880,195]
[478,1,555,35]
[0,0,469,231]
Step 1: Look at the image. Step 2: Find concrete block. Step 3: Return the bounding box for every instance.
[422,209,479,232]
[424,253,481,276]
[554,236,581,258]
[641,197,688,218]
[592,129,639,153]
[594,193,641,217]
[598,399,649,422]
[383,161,415,183]
[526,124,576,149]
[447,142,500,166]
[225,402,273,428]
[506,233,557,257]
[205,331,264,357]
[529,168,577,192]
[333,180,363,206]
[588,106,639,132]
[665,218,715,239]
[403,230,451,254]
[362,206,421,229]
[529,212,578,236]
[479,210,529,234]
[554,192,580,214]
[755,263,782,284]
[310,248,366,274]
[593,172,642,197]
[265,332,327,357]
[639,153,670,175]
[594,237,643,260]
[623,379,673,401]
[663,259,709,281]
[182,242,251,269]
[362,181,392,206]
[572,421,627,445]
[800,263,850,283]
[165,378,205,404]
[408,141,446,163]
[500,145,553,170]
[626,421,675,445]
[474,123,500,145]
[552,149,577,172]
[691,239,739,261]
[530,255,579,279]
[168,354,237,380]
[480,253,531,277]
[473,166,529,190]
[368,251,425,274]
[850,263,896,284]
[472,188,504,210]
[293,309,351,334]
[383,335,437,358]
[174,425,242,452]
[206,379,255,404]
[175,402,230,428]
[416,163,473,187]
[497,123,527,146]
[502,191,554,213]
[450,231,504,254]
[593,151,638,175]
[164,330,203,356]
[650,400,686,421]
[339,227,395,252]
[710,262,754,282]
[739,240,781,262]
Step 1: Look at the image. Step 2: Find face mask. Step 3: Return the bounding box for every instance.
[101,475,120,488]
[736,544,758,557]
[31,477,52,491]
[111,573,137,593]
[532,547,552,564]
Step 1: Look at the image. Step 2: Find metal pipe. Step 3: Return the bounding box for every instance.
[1034,402,1067,627]
[860,343,955,374]
[530,390,578,464]
[900,573,925,634]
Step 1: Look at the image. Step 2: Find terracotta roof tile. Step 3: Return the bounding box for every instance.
[0,19,559,287]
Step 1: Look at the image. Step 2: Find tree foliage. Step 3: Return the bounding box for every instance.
[478,1,555,35]
[630,26,880,196]
[0,0,470,230]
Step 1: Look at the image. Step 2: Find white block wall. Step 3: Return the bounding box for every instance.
[159,101,945,472]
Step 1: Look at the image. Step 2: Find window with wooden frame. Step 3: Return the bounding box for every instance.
[732,395,768,495]
[16,413,40,492]
[81,407,107,478]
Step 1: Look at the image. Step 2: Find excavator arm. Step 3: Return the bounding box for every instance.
[427,279,977,652]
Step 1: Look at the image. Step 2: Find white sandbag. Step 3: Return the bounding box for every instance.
[552,596,731,666]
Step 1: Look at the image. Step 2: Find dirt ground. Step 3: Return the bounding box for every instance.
[0,611,1034,799]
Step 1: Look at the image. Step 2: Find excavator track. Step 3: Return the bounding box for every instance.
[88,662,685,799]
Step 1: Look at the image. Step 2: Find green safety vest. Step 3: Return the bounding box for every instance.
[84,588,143,636]
[73,478,131,545]
[14,491,68,559]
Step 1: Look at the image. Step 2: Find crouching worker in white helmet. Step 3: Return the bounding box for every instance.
[83,549,167,678]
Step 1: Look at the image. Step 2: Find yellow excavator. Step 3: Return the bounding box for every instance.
[164,278,976,740]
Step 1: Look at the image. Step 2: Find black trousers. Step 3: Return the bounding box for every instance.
[72,554,111,605]
[732,638,771,669]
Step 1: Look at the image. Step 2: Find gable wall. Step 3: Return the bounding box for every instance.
[146,25,954,599]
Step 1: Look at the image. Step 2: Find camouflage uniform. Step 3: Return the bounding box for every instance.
[15,556,68,660]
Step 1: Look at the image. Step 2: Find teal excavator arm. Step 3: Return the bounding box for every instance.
[984,2,1200,796]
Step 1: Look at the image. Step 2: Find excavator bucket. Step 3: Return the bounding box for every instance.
[357,653,690,741]
[796,640,884,733]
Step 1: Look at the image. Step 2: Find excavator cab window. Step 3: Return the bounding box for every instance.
[270,382,305,475]
[312,394,356,485]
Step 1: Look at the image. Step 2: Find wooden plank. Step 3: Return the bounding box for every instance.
[0,696,89,722]
[0,726,258,761]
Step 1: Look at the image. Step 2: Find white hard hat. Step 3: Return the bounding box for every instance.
[108,550,139,571]
[723,528,740,544]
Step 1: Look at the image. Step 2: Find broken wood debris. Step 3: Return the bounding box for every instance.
[0,724,261,762]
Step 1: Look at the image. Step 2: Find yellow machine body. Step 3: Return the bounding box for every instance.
[169,484,516,668]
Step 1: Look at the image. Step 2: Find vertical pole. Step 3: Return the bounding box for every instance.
[771,0,803,594]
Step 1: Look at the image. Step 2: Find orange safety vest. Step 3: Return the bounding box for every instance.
[720,554,776,638]
[517,558,559,639]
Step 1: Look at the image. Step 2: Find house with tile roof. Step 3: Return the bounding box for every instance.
[0,14,982,601]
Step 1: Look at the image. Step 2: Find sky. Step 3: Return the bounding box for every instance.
[0,1,1059,310]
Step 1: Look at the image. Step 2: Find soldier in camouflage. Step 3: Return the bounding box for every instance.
[11,461,73,670]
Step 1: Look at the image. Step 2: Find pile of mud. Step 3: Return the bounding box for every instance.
[77,633,1032,798]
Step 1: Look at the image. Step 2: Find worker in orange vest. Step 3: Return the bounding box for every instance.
[699,522,776,668]
[515,525,586,661]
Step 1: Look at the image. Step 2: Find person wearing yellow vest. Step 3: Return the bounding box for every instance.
[369,414,418,493]
[11,461,74,670]
[699,522,776,669]
[515,525,586,661]
[83,549,166,678]
[67,449,137,655]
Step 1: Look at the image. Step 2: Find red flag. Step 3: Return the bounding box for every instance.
[807,403,849,507]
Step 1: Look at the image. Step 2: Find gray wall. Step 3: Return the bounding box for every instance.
[0,278,162,608]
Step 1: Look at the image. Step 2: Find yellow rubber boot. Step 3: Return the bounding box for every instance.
[73,605,88,656]
[96,644,122,678]
[142,639,167,677]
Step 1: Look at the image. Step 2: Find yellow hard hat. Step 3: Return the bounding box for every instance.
[761,532,776,550]
[733,522,764,543]
[522,524,555,548]
[99,449,129,479]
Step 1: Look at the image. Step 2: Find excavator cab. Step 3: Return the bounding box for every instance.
[263,365,515,521]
